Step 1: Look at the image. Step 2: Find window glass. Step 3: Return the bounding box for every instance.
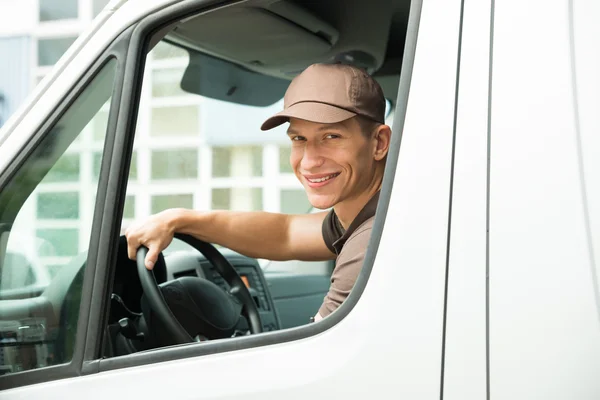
[39,0,78,22]
[92,105,110,140]
[38,37,77,66]
[151,41,188,60]
[150,106,199,136]
[0,59,117,374]
[36,192,79,219]
[36,228,79,257]
[151,149,197,180]
[43,153,80,182]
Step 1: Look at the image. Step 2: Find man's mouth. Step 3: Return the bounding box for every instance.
[304,173,341,187]
[307,173,339,183]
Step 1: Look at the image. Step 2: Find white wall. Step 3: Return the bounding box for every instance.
[0,0,37,37]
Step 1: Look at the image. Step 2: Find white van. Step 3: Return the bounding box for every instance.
[0,0,599,398]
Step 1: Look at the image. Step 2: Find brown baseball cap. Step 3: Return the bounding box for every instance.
[260,63,386,131]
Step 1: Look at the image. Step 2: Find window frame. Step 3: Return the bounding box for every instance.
[93,0,423,373]
[0,29,130,391]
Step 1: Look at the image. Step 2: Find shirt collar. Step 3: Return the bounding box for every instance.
[331,191,380,254]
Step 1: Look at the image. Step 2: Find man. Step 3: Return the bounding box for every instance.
[125,63,391,321]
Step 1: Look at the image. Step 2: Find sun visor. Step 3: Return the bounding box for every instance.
[180,51,288,107]
[172,4,338,67]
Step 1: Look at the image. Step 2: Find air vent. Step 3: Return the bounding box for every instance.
[173,269,197,279]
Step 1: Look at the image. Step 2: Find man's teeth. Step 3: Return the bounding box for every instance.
[308,174,338,183]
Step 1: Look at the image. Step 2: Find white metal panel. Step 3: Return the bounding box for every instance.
[0,0,37,36]
[443,0,490,398]
[490,0,600,398]
[571,0,600,323]
[0,0,462,398]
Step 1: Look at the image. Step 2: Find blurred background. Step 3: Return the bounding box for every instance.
[0,0,321,286]
[0,1,394,291]
[0,0,111,127]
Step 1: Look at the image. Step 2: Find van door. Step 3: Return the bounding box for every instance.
[0,0,465,397]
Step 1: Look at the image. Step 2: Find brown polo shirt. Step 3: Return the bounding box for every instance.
[319,192,380,317]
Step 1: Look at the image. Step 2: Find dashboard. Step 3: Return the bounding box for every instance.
[164,249,281,333]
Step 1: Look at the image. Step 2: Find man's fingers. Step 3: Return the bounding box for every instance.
[126,238,138,261]
[125,235,159,270]
[145,247,160,270]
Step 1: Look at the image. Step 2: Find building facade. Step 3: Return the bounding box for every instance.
[0,0,321,276]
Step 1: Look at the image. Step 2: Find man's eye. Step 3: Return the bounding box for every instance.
[291,136,305,141]
[325,134,340,139]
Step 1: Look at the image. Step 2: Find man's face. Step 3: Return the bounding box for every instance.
[287,117,378,210]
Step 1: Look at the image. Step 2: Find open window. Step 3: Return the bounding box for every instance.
[101,0,409,363]
[0,0,420,391]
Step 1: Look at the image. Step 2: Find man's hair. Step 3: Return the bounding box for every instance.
[356,115,382,138]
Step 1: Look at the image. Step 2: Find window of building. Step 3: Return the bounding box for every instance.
[43,153,80,182]
[37,37,77,67]
[151,149,197,180]
[212,146,263,178]
[150,105,199,136]
[39,0,78,22]
[36,192,79,219]
[151,68,191,98]
[211,188,263,211]
[123,195,135,219]
[151,194,193,214]
[279,146,293,174]
[280,190,311,215]
[92,0,110,17]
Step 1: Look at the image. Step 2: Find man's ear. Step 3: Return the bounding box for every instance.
[373,125,391,161]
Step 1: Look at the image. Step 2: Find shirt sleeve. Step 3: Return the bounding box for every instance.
[318,223,373,318]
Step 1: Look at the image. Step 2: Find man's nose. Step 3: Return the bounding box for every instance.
[300,142,324,170]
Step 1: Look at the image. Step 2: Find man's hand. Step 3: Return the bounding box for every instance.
[125,209,181,270]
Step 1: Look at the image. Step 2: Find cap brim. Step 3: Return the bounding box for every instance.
[260,102,357,131]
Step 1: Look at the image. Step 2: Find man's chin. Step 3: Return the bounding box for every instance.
[307,194,338,210]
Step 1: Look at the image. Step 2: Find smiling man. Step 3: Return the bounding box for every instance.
[125,63,391,321]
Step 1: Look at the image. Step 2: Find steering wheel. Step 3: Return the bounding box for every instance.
[136,233,262,344]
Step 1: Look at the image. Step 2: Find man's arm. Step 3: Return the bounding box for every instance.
[125,208,335,270]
